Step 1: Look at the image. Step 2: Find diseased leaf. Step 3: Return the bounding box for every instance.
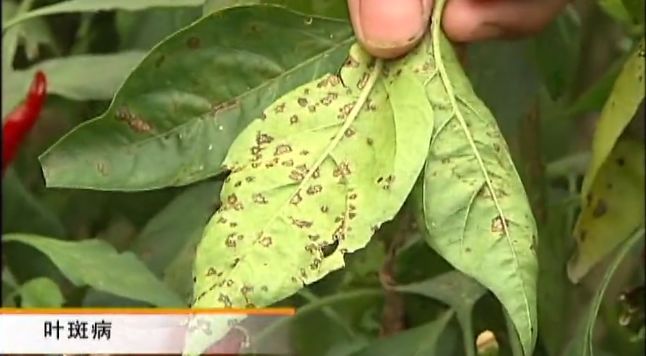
[566,228,644,356]
[2,234,183,307]
[40,6,354,191]
[420,1,538,354]
[568,138,645,282]
[2,0,204,30]
[395,271,487,356]
[351,310,454,356]
[581,39,645,199]
[190,36,435,346]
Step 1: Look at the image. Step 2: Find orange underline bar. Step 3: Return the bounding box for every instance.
[0,308,296,316]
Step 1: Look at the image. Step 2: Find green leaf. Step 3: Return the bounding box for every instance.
[131,180,222,299]
[2,234,183,307]
[532,7,581,100]
[2,0,205,30]
[15,277,65,307]
[395,271,487,356]
[581,39,645,199]
[420,1,538,354]
[562,57,624,119]
[40,6,354,191]
[191,34,435,344]
[2,52,145,118]
[116,8,202,50]
[351,310,454,356]
[566,227,645,356]
[203,0,348,19]
[2,169,66,237]
[598,0,644,27]
[568,138,645,282]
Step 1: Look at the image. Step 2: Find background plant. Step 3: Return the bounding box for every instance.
[2,0,644,355]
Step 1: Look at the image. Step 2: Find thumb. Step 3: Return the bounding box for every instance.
[348,0,433,59]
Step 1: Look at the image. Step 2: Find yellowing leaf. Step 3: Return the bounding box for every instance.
[193,43,434,307]
[189,36,436,348]
[568,138,645,282]
[420,0,538,354]
[581,39,645,199]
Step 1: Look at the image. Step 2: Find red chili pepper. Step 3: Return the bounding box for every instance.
[2,70,47,174]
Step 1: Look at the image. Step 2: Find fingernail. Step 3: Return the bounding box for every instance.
[358,0,427,49]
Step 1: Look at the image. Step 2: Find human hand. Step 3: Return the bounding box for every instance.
[348,0,571,58]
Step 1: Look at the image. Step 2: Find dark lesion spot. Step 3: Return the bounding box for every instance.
[187,36,201,49]
[274,144,293,156]
[321,239,339,257]
[616,157,625,166]
[592,199,608,218]
[253,193,269,204]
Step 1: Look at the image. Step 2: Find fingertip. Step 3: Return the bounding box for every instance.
[348,0,433,59]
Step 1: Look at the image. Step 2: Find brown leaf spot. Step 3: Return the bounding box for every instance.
[225,233,237,248]
[308,234,320,241]
[256,132,274,145]
[321,239,339,257]
[297,97,308,107]
[218,294,232,308]
[187,36,201,49]
[234,181,242,187]
[366,138,374,146]
[281,159,294,167]
[333,162,351,177]
[245,176,255,183]
[310,259,322,270]
[320,92,338,106]
[260,235,273,247]
[357,72,369,89]
[290,192,303,205]
[312,168,321,179]
[579,230,587,242]
[490,216,508,236]
[300,150,310,156]
[593,199,607,218]
[344,127,356,138]
[289,115,299,124]
[274,102,286,113]
[320,206,329,213]
[206,267,217,276]
[307,185,322,195]
[308,105,317,113]
[338,102,355,119]
[229,222,238,228]
[116,107,154,133]
[290,217,313,229]
[251,162,261,168]
[344,56,359,68]
[230,258,239,268]
[253,193,269,204]
[616,157,625,166]
[289,170,304,182]
[274,144,292,156]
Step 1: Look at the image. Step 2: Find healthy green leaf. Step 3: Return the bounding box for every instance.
[2,234,183,307]
[2,169,66,237]
[566,227,645,356]
[14,277,65,308]
[131,180,222,299]
[532,7,581,100]
[351,310,454,356]
[190,35,435,345]
[40,6,354,191]
[421,1,538,354]
[568,138,645,282]
[2,52,145,118]
[2,0,204,30]
[203,0,348,19]
[395,271,487,356]
[581,39,645,199]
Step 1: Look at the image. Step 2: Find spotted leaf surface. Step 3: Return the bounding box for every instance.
[420,1,538,354]
[192,41,434,314]
[568,138,645,283]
